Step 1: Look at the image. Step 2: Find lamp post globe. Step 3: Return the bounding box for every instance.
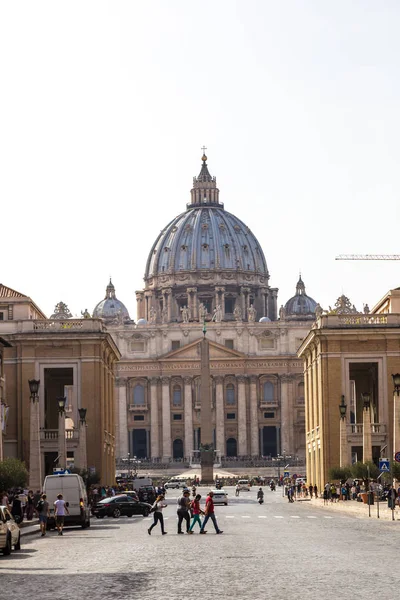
[57,396,67,413]
[392,373,400,395]
[78,408,87,422]
[339,395,347,419]
[28,379,40,398]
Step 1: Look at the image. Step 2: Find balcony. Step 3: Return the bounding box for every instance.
[260,400,279,408]
[128,404,148,411]
[348,423,387,444]
[40,428,80,450]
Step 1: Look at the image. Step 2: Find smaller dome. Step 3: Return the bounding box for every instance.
[259,316,271,323]
[93,279,130,323]
[283,276,317,321]
[137,318,147,326]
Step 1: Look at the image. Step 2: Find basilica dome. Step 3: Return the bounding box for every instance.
[145,159,268,278]
[282,276,317,321]
[137,154,277,324]
[93,279,130,322]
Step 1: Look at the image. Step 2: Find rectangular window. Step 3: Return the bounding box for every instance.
[173,414,182,421]
[264,412,275,419]
[224,298,234,313]
[0,313,3,321]
[226,413,236,420]
[131,341,145,352]
[260,338,275,350]
[224,339,234,349]
[171,340,181,351]
[134,415,145,421]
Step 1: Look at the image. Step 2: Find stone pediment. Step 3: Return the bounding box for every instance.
[162,338,246,361]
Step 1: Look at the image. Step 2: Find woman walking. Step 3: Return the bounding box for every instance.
[148,494,167,535]
[188,494,204,533]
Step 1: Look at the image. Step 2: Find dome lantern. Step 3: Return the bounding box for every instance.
[93,279,130,323]
[282,275,317,321]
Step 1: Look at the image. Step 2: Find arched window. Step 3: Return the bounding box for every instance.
[226,438,237,457]
[226,383,235,405]
[263,382,274,402]
[133,384,145,405]
[173,385,182,406]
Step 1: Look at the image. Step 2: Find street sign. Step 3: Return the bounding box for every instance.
[283,471,290,478]
[379,459,390,472]
[395,452,400,463]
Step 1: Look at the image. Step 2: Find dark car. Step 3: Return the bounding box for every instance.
[91,495,152,519]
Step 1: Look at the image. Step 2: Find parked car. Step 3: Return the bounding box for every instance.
[211,490,228,505]
[164,479,188,489]
[0,506,21,555]
[91,495,152,518]
[238,479,250,491]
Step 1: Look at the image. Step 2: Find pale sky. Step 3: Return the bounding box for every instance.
[1,1,400,318]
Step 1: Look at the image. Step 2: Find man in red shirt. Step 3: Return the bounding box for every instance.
[199,491,223,534]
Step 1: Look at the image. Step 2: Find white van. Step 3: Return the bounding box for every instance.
[43,473,90,529]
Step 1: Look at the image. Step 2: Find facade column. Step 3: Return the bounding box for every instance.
[150,377,160,458]
[165,288,172,322]
[117,379,129,458]
[161,377,171,459]
[215,376,224,455]
[29,394,42,491]
[249,376,259,456]
[76,413,88,471]
[184,376,193,458]
[280,375,291,454]
[240,287,247,320]
[189,287,198,320]
[58,407,67,470]
[362,402,372,462]
[394,387,400,459]
[237,375,247,456]
[339,414,348,468]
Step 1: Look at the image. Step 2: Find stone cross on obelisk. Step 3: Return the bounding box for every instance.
[200,328,214,483]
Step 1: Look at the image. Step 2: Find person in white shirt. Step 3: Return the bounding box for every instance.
[148,494,167,535]
[54,493,69,536]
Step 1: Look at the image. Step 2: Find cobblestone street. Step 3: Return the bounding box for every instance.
[2,487,400,599]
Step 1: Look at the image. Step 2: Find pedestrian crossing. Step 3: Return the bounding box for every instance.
[143,514,345,521]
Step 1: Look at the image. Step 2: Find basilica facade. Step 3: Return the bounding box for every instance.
[94,154,319,462]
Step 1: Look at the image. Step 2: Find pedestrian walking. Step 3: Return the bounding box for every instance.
[148,494,167,535]
[200,491,223,534]
[36,494,49,537]
[11,491,23,524]
[54,493,69,535]
[177,489,191,534]
[308,484,313,498]
[26,490,35,520]
[189,494,204,532]
[313,484,318,499]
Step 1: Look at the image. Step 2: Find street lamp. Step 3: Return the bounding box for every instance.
[339,395,347,419]
[392,373,400,396]
[57,396,66,413]
[28,379,40,400]
[78,408,87,423]
[361,392,371,410]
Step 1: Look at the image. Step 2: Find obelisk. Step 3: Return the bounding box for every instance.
[200,332,214,483]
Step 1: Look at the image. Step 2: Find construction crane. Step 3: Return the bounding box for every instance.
[335,255,400,261]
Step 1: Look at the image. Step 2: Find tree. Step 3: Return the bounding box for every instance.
[350,461,379,486]
[328,466,352,482]
[0,458,28,491]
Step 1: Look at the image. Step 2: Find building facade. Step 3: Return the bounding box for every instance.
[0,285,120,485]
[298,291,400,491]
[93,155,319,463]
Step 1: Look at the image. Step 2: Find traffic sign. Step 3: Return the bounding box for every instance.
[395,452,400,463]
[379,459,390,472]
[283,471,290,478]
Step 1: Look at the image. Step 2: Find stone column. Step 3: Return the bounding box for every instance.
[187,287,198,320]
[150,377,160,458]
[215,376,224,455]
[29,395,42,491]
[184,376,194,458]
[339,415,348,468]
[394,388,400,459]
[200,339,213,482]
[280,375,291,454]
[240,287,247,320]
[249,376,259,456]
[161,377,171,460]
[362,403,372,463]
[135,291,145,320]
[165,288,172,322]
[76,416,87,471]
[116,378,129,458]
[58,408,67,470]
[237,375,247,456]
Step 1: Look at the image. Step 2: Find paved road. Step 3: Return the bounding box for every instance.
[1,486,400,599]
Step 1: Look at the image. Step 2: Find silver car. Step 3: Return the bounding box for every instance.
[0,506,21,555]
[211,490,228,505]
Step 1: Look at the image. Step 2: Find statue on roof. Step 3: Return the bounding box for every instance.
[181,305,190,323]
[248,304,257,322]
[328,295,359,315]
[149,306,157,324]
[233,304,242,322]
[81,308,91,319]
[51,302,73,320]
